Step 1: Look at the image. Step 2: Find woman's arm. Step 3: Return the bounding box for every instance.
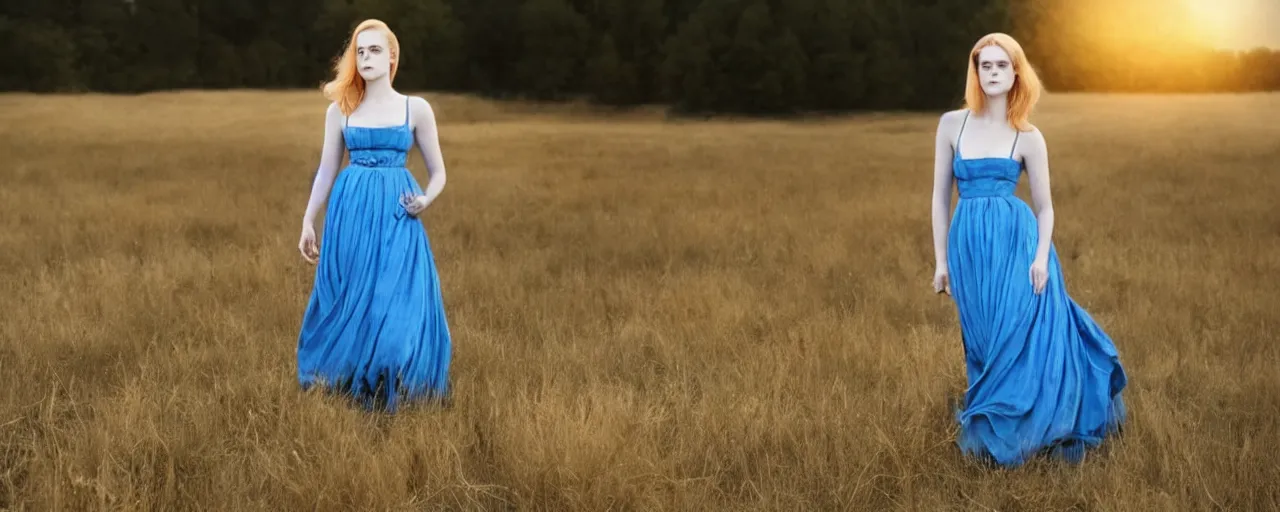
[1022,127,1054,293]
[409,96,447,211]
[931,111,959,293]
[302,102,346,227]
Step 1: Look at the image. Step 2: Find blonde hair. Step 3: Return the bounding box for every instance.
[963,32,1042,132]
[321,19,401,116]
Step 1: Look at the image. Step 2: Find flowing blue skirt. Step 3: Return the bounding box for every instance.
[947,195,1126,466]
[297,164,452,412]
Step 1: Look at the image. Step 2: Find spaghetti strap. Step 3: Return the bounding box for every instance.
[1009,130,1020,158]
[403,96,410,127]
[955,110,971,158]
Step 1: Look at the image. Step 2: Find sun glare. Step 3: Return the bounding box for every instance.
[1183,0,1248,49]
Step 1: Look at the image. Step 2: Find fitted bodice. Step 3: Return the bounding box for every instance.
[953,156,1021,199]
[344,125,413,169]
[343,97,414,169]
[952,110,1023,199]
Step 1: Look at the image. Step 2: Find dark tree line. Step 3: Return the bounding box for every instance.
[2,0,1277,114]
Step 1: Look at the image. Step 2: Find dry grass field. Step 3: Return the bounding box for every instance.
[1,90,1278,511]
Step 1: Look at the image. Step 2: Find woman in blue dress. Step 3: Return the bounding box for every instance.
[930,33,1127,466]
[295,19,452,412]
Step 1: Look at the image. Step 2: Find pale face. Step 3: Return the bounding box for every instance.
[354,30,393,82]
[975,44,1015,97]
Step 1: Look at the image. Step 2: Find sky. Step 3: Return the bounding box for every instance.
[1185,0,1280,50]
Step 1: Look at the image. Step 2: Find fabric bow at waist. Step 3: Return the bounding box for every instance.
[349,149,407,168]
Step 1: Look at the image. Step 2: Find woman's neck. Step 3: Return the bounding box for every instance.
[982,93,1009,124]
[362,75,396,102]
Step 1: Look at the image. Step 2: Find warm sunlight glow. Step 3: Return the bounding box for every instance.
[1184,0,1274,50]
[1185,0,1239,46]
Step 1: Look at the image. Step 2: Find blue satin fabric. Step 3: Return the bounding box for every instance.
[297,99,451,412]
[946,112,1127,466]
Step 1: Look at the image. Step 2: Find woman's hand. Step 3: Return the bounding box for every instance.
[400,193,430,217]
[933,266,951,295]
[299,223,319,264]
[1029,258,1048,294]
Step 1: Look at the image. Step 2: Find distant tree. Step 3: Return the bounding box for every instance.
[589,0,666,104]
[779,0,869,111]
[516,0,593,100]
[585,35,637,105]
[446,0,523,96]
[660,0,738,112]
[0,17,78,92]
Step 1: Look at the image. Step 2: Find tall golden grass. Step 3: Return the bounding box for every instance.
[1,91,1277,511]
